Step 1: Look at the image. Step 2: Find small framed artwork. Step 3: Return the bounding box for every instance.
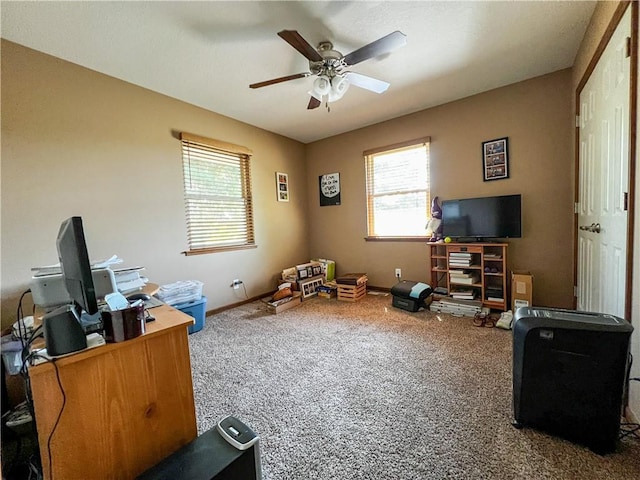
[482,137,509,181]
[319,172,341,206]
[276,172,289,202]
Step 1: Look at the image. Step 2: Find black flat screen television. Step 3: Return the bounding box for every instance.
[57,216,98,315]
[441,194,521,240]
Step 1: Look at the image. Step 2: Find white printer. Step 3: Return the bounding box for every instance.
[30,268,117,311]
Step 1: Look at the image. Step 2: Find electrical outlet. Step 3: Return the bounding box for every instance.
[395,268,402,278]
[231,279,242,289]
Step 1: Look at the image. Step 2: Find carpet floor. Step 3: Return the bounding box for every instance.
[188,294,640,479]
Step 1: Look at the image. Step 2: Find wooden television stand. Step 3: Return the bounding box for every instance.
[429,242,508,311]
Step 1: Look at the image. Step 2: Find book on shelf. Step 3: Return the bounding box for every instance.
[484,254,502,259]
[449,271,475,278]
[451,294,476,300]
[487,296,504,302]
[450,288,476,299]
[485,289,503,297]
[486,285,503,290]
[449,252,472,257]
[449,260,472,266]
[449,276,479,285]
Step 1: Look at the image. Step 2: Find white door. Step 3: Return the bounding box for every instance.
[577,7,631,317]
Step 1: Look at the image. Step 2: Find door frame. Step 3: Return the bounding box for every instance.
[573,0,638,321]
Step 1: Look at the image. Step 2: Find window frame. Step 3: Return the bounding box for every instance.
[180,132,256,255]
[364,137,431,241]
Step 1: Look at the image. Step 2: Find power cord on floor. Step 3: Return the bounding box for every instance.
[620,422,640,440]
[620,358,640,441]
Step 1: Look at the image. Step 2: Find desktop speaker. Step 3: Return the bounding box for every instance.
[512,307,633,454]
[43,305,88,356]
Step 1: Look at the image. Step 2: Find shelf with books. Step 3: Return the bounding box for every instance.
[428,242,508,311]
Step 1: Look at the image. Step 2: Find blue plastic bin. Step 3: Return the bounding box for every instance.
[174,296,207,334]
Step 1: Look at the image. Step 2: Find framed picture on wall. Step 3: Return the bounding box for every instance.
[482,137,509,181]
[319,172,341,206]
[276,172,289,202]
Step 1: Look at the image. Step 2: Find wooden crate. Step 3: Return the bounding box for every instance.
[337,283,367,302]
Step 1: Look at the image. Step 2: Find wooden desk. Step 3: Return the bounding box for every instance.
[29,304,197,479]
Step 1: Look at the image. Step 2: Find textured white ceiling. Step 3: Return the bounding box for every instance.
[1,1,596,143]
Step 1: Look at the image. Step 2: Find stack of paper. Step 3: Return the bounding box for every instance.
[113,267,147,294]
[31,254,124,277]
[156,280,204,306]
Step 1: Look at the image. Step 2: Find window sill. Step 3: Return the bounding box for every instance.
[365,236,429,242]
[182,244,257,256]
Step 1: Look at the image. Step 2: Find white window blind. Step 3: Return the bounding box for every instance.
[180,133,255,254]
[364,138,431,238]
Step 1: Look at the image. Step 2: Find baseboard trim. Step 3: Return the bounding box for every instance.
[205,290,275,316]
[203,285,393,317]
[367,285,390,292]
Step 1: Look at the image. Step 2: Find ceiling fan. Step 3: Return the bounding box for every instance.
[250,30,407,110]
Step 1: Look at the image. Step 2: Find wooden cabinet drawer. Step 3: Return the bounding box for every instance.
[447,245,483,254]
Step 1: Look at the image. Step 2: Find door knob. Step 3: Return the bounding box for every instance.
[579,223,601,233]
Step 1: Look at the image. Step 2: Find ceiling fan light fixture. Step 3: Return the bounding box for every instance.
[331,75,349,97]
[327,75,350,103]
[312,75,331,98]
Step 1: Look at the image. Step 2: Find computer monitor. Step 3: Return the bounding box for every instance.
[42,216,96,356]
[56,216,98,316]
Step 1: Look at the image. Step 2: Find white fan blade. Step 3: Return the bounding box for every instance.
[344,72,390,94]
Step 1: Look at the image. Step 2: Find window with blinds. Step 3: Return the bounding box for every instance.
[364,138,431,239]
[180,133,255,255]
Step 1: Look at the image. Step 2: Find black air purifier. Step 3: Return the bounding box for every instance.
[138,416,262,480]
[512,307,633,454]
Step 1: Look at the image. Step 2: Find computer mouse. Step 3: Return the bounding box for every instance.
[126,292,151,302]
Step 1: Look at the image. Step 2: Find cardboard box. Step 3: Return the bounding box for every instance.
[265,291,302,314]
[317,284,337,299]
[278,278,299,291]
[511,271,533,311]
[281,267,297,283]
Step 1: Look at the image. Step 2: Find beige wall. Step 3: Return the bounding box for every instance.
[305,69,574,309]
[1,40,309,328]
[572,1,622,91]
